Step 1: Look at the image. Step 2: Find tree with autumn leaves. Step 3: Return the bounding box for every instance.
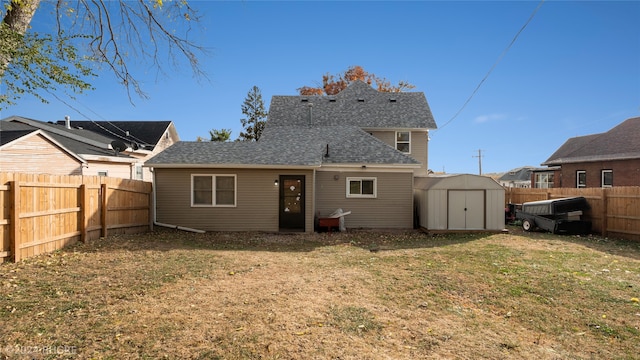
[297,65,415,95]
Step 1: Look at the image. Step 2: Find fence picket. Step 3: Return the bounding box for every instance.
[0,172,152,262]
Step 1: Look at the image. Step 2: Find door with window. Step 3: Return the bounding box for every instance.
[279,175,305,231]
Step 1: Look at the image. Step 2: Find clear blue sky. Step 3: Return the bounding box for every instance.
[2,1,639,174]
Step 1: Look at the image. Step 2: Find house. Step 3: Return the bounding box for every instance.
[498,166,537,188]
[0,116,179,180]
[145,81,438,232]
[540,117,640,188]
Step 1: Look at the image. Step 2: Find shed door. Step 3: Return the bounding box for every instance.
[448,190,485,230]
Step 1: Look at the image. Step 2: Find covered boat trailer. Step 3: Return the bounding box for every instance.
[515,196,592,235]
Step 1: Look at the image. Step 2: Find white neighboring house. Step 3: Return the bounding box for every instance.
[498,166,539,188]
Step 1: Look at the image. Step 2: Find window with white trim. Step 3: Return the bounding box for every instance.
[134,164,143,180]
[191,174,236,207]
[396,131,410,153]
[576,171,586,188]
[601,170,613,188]
[347,177,377,198]
[97,171,108,177]
[535,172,554,189]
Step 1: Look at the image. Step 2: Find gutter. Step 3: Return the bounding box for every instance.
[151,167,205,234]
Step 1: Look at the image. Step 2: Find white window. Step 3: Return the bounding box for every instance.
[97,171,108,177]
[535,173,554,189]
[396,131,410,153]
[191,174,236,207]
[577,171,586,188]
[347,177,377,198]
[601,170,613,188]
[134,164,143,180]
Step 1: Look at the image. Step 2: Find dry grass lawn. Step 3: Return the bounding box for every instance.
[1,228,639,359]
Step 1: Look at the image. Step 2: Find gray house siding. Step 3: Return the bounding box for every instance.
[369,130,429,175]
[315,170,414,229]
[154,168,315,232]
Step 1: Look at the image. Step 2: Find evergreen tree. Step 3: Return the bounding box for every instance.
[209,128,232,142]
[238,86,267,141]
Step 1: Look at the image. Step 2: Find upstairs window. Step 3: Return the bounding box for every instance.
[576,171,586,188]
[601,170,613,188]
[192,174,236,207]
[396,131,410,153]
[347,177,377,198]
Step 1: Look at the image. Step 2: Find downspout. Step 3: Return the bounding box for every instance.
[151,168,205,233]
[312,168,317,233]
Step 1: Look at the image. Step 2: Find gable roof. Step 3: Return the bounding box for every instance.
[266,81,437,129]
[0,129,38,147]
[146,125,420,169]
[54,120,174,150]
[498,166,539,182]
[1,116,135,159]
[542,117,640,165]
[0,128,87,164]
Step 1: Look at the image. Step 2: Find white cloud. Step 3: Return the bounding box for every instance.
[474,113,507,123]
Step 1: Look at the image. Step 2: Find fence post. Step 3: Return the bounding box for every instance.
[80,184,88,243]
[101,183,108,238]
[149,184,154,231]
[601,188,608,238]
[10,181,20,262]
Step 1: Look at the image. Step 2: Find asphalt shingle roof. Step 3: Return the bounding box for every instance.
[146,125,420,168]
[267,81,437,129]
[542,117,640,165]
[55,120,172,149]
[1,116,134,158]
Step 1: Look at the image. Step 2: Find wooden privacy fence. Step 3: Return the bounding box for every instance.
[505,186,640,241]
[0,172,153,262]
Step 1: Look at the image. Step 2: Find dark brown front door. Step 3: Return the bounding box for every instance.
[279,175,305,231]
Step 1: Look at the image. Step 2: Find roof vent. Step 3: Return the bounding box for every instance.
[357,98,365,102]
[329,98,336,102]
[301,98,309,102]
[389,98,397,103]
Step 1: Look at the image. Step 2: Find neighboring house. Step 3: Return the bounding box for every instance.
[540,117,640,188]
[498,166,537,188]
[1,116,179,180]
[530,166,561,189]
[145,81,437,232]
[0,127,87,175]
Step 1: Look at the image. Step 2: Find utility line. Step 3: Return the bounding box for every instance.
[46,90,149,145]
[435,0,545,132]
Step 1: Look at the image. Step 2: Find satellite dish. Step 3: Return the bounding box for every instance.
[110,140,128,156]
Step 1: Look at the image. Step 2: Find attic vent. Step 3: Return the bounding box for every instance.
[357,98,365,102]
[329,98,336,102]
[301,98,309,102]
[389,98,397,103]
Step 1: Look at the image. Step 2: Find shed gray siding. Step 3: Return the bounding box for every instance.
[154,168,314,232]
[315,170,414,229]
[414,174,505,231]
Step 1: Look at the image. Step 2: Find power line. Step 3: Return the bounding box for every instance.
[45,90,149,146]
[435,0,545,132]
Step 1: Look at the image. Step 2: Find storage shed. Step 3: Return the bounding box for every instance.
[414,174,505,231]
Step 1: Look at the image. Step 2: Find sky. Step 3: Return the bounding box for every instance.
[2,0,639,175]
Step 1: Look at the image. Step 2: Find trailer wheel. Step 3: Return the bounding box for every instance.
[522,219,534,232]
